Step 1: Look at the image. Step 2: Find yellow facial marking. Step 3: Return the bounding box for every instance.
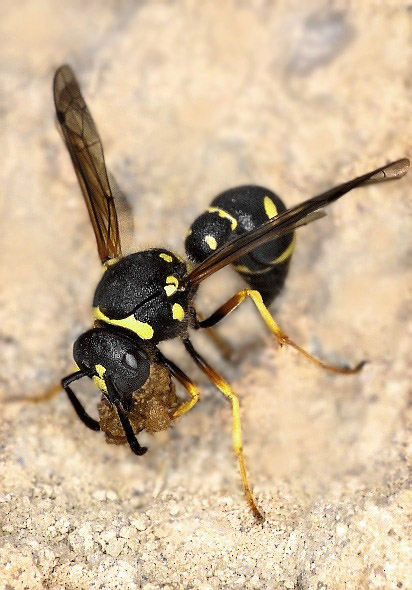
[164,275,179,297]
[271,234,296,264]
[94,307,154,340]
[96,364,106,378]
[93,364,107,391]
[186,229,192,237]
[172,303,185,321]
[204,235,218,250]
[263,196,278,219]
[207,207,238,230]
[92,376,107,391]
[159,253,173,263]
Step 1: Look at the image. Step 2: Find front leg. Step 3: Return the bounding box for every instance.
[155,349,200,419]
[105,376,148,456]
[62,370,100,431]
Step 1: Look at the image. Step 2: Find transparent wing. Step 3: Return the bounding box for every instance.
[184,158,409,286]
[53,64,122,263]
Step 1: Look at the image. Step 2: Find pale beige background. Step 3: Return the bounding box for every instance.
[0,1,411,589]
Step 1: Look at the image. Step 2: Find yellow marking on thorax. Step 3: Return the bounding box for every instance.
[207,207,238,230]
[159,253,173,263]
[93,364,107,391]
[271,233,296,264]
[186,229,192,237]
[263,196,278,219]
[172,303,185,321]
[164,275,179,297]
[93,307,154,340]
[204,235,217,250]
[103,258,120,270]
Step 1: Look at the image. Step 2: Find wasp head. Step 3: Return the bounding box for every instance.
[73,327,151,409]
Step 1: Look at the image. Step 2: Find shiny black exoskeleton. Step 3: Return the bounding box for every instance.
[53,64,409,519]
[185,186,295,305]
[74,327,151,407]
[93,248,197,344]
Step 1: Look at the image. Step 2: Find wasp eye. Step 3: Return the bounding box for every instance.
[123,352,139,369]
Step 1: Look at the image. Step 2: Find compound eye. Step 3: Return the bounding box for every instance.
[123,350,148,371]
[124,352,138,370]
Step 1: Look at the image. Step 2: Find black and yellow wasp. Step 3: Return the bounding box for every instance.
[53,65,409,521]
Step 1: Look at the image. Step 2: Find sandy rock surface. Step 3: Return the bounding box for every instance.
[0,1,410,589]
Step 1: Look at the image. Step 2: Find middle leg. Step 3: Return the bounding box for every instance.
[183,337,264,521]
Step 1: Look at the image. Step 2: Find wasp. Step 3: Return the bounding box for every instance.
[53,65,409,521]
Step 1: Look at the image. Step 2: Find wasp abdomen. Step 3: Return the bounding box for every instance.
[185,186,295,305]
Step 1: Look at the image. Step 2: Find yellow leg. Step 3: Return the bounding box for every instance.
[155,351,200,419]
[196,309,233,361]
[173,379,200,419]
[199,289,365,375]
[6,381,62,404]
[183,338,264,522]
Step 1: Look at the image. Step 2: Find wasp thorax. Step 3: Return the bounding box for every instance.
[92,249,195,344]
[73,327,151,397]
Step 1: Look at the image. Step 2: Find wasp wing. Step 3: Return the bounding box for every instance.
[53,65,122,263]
[184,158,409,286]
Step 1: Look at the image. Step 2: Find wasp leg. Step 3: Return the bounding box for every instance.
[194,309,234,361]
[105,376,148,456]
[198,289,366,375]
[62,371,101,431]
[183,338,264,522]
[8,364,80,404]
[112,399,148,456]
[5,382,61,404]
[156,350,200,419]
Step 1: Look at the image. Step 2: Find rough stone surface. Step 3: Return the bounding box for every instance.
[0,1,410,589]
